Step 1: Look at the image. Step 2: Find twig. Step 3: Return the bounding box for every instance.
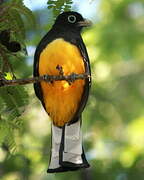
[0,73,90,87]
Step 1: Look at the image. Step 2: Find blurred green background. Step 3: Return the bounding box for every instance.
[0,0,144,179]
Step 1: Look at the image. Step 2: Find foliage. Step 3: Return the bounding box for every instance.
[0,0,34,153]
[0,0,144,180]
[47,0,73,18]
[0,91,29,166]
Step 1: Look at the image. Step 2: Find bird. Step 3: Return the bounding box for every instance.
[33,11,91,173]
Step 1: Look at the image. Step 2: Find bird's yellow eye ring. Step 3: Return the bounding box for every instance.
[68,15,76,23]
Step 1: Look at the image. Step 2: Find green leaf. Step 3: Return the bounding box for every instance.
[8,8,25,39]
[11,1,35,28]
[0,86,29,152]
[47,0,73,19]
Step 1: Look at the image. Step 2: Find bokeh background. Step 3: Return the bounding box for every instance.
[0,0,144,179]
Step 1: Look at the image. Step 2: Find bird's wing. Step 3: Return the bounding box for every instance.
[68,37,91,124]
[33,32,53,108]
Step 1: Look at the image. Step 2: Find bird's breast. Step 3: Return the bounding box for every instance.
[39,38,85,126]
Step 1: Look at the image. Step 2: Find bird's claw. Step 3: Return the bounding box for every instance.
[67,73,77,85]
[56,65,64,76]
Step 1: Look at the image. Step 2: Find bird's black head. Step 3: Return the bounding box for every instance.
[53,11,92,32]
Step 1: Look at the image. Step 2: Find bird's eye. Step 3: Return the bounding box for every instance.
[68,15,76,23]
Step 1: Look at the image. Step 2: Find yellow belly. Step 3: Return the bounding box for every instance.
[39,38,85,127]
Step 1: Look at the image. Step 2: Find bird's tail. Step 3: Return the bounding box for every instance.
[47,119,90,173]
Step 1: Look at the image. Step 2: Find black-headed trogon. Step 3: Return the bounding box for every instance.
[33,11,91,173]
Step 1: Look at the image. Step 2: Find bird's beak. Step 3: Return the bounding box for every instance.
[77,19,92,27]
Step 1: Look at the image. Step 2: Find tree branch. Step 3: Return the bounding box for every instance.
[0,73,90,87]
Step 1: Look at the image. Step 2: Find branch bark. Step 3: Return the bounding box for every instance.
[0,73,90,87]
